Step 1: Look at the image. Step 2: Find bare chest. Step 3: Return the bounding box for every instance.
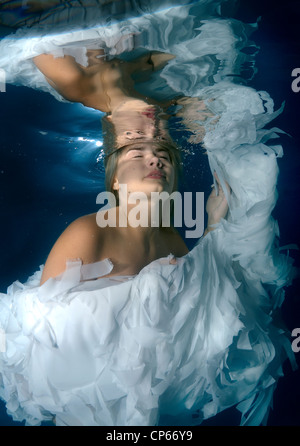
[99,232,177,277]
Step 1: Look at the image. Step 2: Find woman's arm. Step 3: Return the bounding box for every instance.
[33,54,93,102]
[33,51,119,111]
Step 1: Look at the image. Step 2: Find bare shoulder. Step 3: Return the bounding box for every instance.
[56,213,102,247]
[66,212,99,231]
[40,213,104,285]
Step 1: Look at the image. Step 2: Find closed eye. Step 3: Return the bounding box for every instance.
[126,149,143,158]
[156,152,170,161]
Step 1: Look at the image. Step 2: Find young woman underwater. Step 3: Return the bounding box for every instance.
[32,49,227,284]
[0,6,296,426]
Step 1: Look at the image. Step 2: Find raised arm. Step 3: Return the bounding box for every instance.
[33,50,178,112]
[33,50,132,112]
[33,53,93,102]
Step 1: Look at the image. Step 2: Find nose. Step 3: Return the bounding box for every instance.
[148,153,163,168]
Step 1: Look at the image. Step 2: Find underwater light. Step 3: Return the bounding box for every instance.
[77,137,103,147]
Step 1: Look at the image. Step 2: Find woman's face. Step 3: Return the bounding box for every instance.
[112,143,176,198]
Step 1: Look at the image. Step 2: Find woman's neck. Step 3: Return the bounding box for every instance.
[114,202,173,241]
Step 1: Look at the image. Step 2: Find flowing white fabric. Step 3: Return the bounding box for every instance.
[0,227,295,426]
[0,93,296,423]
[0,0,296,427]
[0,1,256,102]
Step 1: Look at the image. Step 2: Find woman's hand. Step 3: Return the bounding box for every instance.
[175,97,215,144]
[204,172,230,235]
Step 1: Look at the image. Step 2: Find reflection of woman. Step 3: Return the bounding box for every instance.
[0,2,296,427]
[33,50,177,112]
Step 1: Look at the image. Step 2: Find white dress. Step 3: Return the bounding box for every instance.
[0,222,295,426]
[0,0,296,426]
[0,1,257,102]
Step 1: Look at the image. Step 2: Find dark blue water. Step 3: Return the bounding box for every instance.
[235,0,300,427]
[0,0,299,426]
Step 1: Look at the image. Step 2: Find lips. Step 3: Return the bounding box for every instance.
[146,170,165,179]
[141,108,156,120]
